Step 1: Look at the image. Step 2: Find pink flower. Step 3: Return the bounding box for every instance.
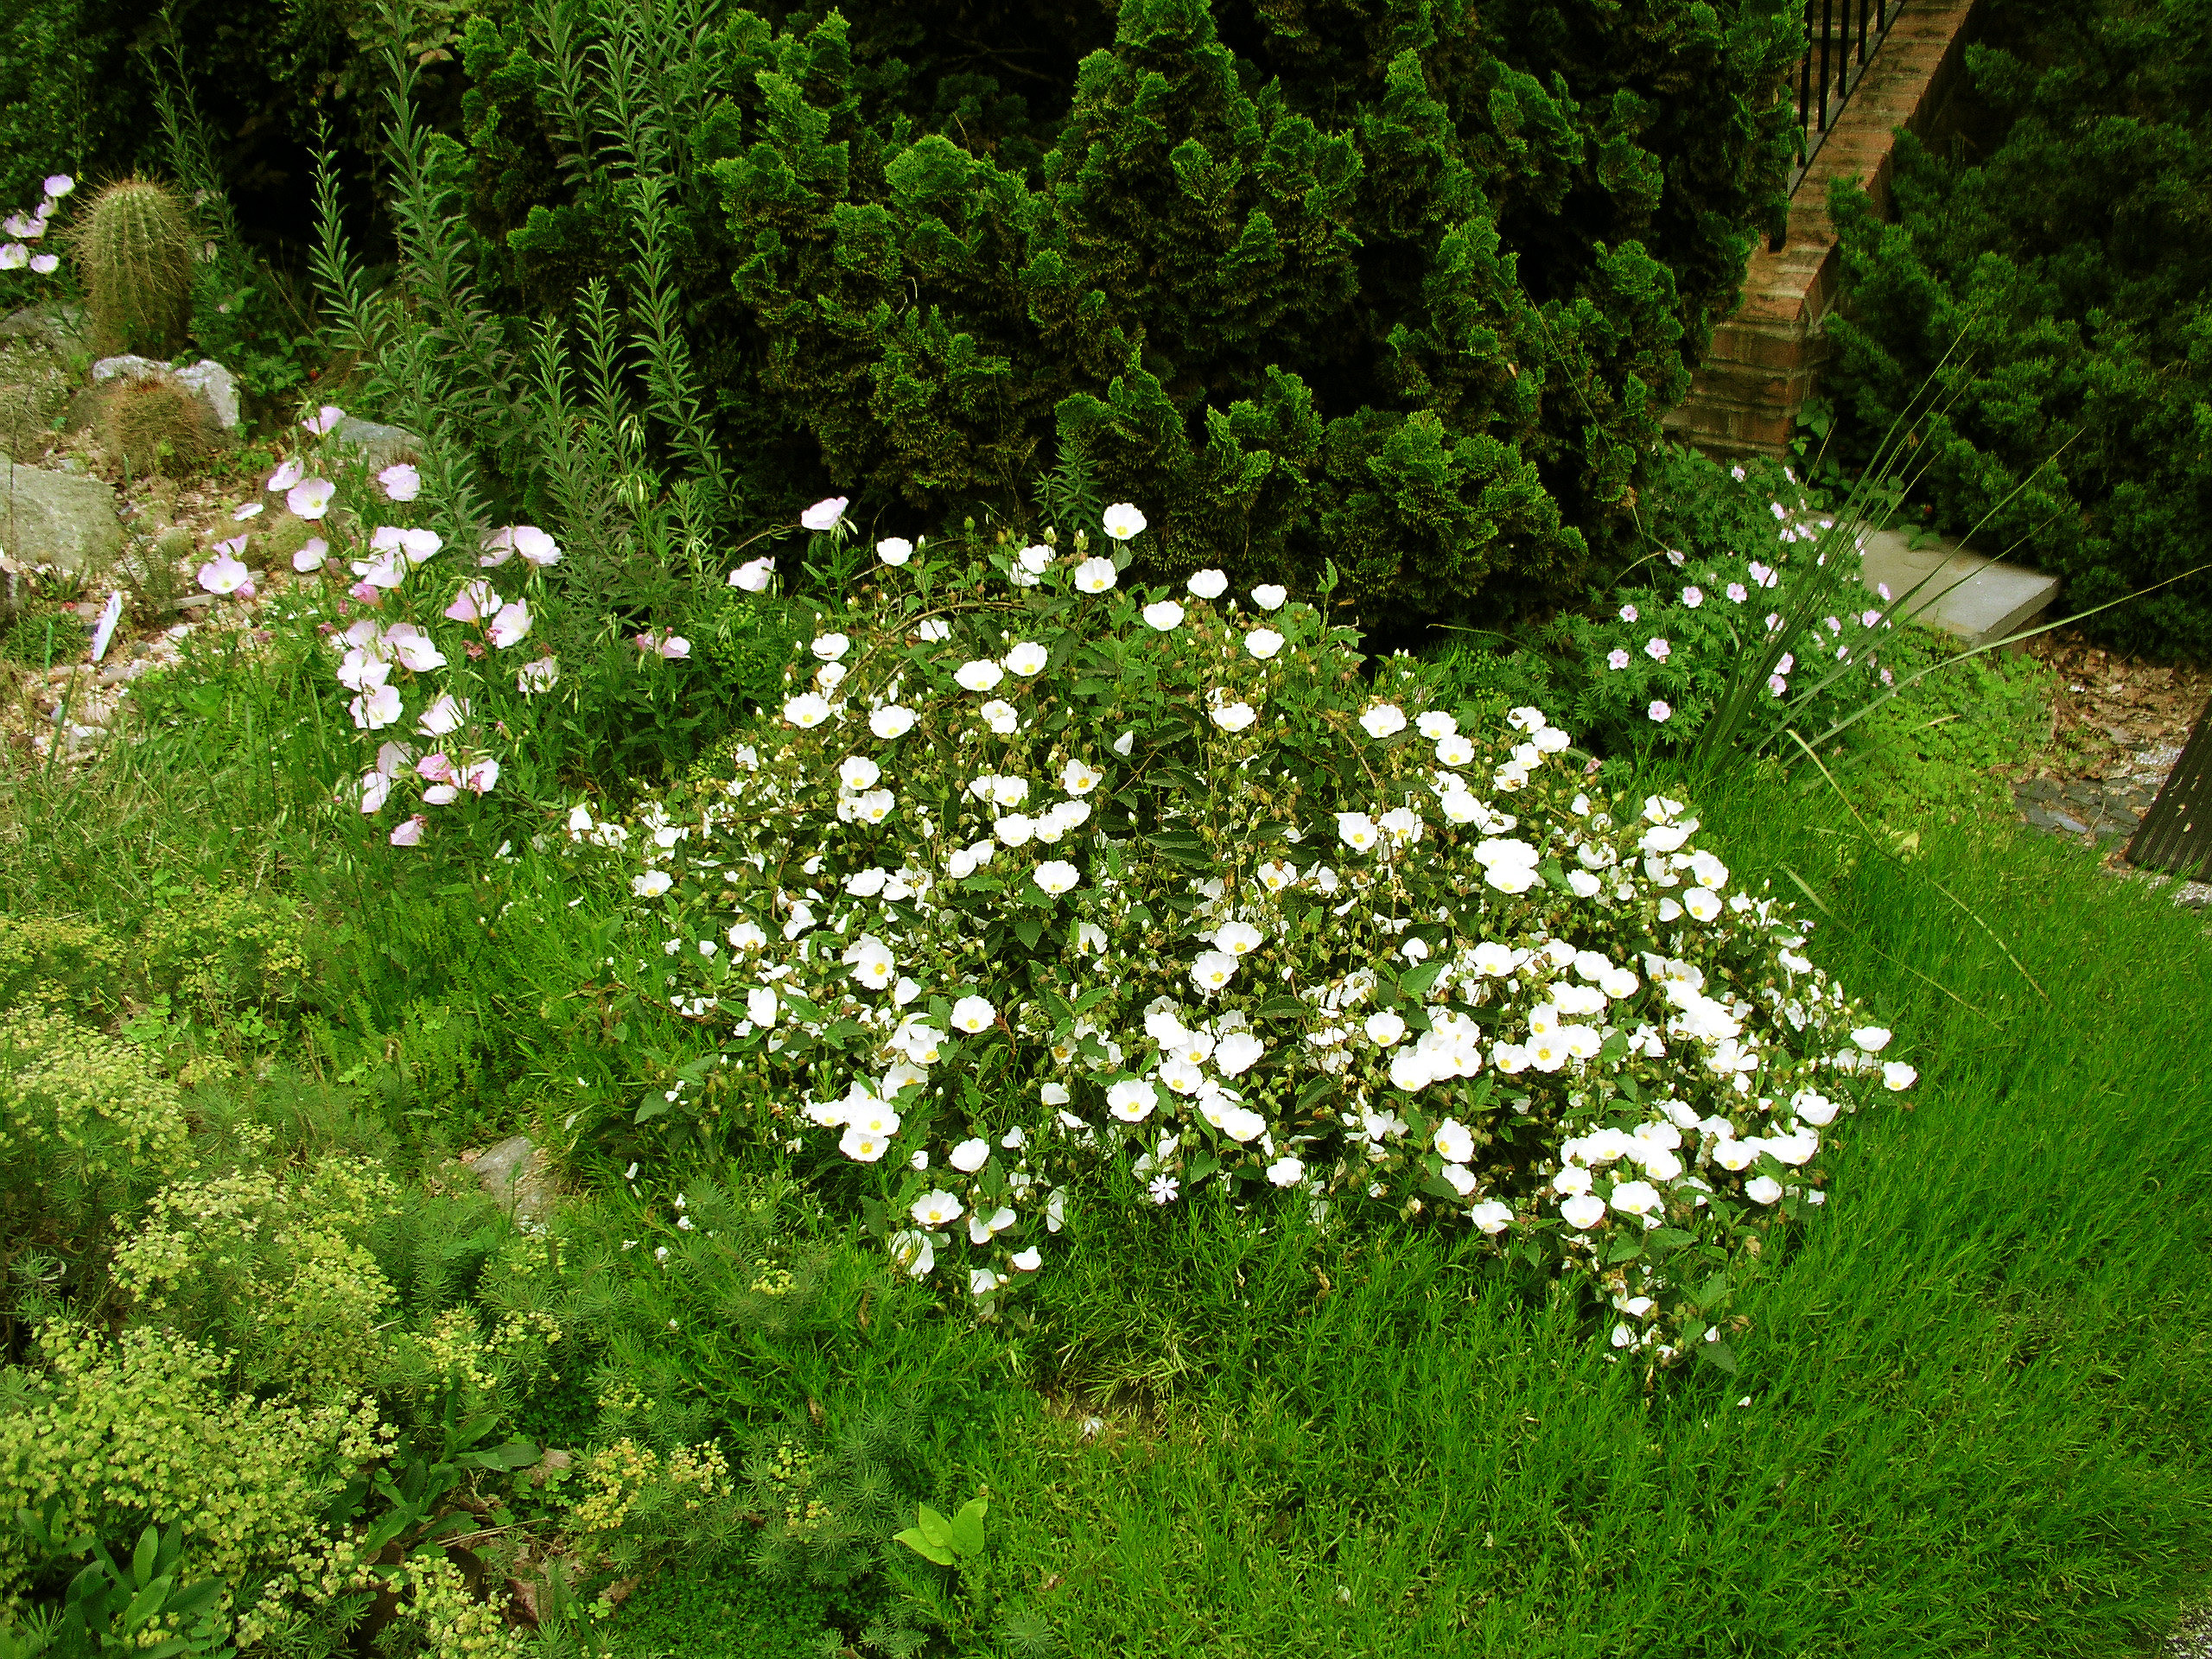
[487,598,532,649]
[293,537,329,573]
[1881,667,1894,686]
[265,459,304,493]
[1682,586,1703,607]
[0,245,26,271]
[1768,674,1788,696]
[302,405,345,436]
[43,175,73,199]
[1649,700,1672,722]
[416,694,468,737]
[1618,603,1638,623]
[357,770,391,814]
[416,750,459,785]
[459,756,500,794]
[480,524,561,568]
[801,495,849,532]
[445,581,503,624]
[1776,653,1794,674]
[391,814,429,847]
[287,477,336,519]
[1726,582,1748,602]
[1606,648,1630,671]
[1860,609,1881,627]
[232,501,264,523]
[197,552,254,597]
[1644,637,1670,662]
[1765,613,1783,632]
[517,655,559,694]
[378,462,421,502]
[28,252,56,276]
[728,557,775,592]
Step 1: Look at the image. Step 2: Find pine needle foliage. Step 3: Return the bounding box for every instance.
[454,0,1802,633]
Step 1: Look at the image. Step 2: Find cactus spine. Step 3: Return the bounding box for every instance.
[70,178,195,357]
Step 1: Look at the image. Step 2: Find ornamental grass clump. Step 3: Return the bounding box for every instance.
[589,503,1917,1364]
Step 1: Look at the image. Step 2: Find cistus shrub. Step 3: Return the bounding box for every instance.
[575,507,1918,1366]
[454,0,1804,635]
[1821,0,2212,659]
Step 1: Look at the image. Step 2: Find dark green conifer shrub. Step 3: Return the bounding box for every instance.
[456,0,1803,634]
[1821,0,2212,658]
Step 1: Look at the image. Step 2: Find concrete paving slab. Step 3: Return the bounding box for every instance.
[1857,527,2057,650]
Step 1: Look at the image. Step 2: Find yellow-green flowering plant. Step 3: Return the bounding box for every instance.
[583,504,1918,1367]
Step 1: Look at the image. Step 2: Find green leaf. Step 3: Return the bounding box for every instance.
[1146,830,1211,868]
[1401,960,1446,999]
[1696,1338,1739,1376]
[946,1497,988,1558]
[1646,1227,1697,1250]
[1294,1075,1339,1114]
[1013,917,1043,950]
[1253,995,1307,1022]
[894,1526,956,1567]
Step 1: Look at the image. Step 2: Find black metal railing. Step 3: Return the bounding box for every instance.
[1789,0,1902,194]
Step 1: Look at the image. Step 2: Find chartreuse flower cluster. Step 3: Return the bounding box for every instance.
[591,504,1916,1362]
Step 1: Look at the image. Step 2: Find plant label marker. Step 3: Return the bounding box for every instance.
[2125,695,2212,880]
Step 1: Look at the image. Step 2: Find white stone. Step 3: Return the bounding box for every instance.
[91,354,242,431]
[1857,528,2059,651]
[0,462,124,573]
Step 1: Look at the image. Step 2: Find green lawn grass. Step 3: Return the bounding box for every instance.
[938,768,2212,1656]
[3,653,2208,1658]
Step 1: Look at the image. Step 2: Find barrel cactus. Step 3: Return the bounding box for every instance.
[68,177,194,357]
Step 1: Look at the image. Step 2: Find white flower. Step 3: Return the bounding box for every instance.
[1189,950,1238,993]
[813,632,851,662]
[1211,700,1257,732]
[1142,600,1185,631]
[729,556,776,591]
[911,1190,964,1227]
[1745,1175,1784,1205]
[1359,703,1408,739]
[994,813,1033,848]
[1851,1026,1892,1052]
[1213,920,1262,957]
[1243,628,1286,659]
[1364,1011,1407,1047]
[801,496,848,531]
[1017,543,1055,575]
[1682,887,1721,921]
[1102,503,1147,541]
[1882,1061,1918,1091]
[1560,1193,1607,1230]
[1468,1200,1513,1236]
[784,692,832,728]
[839,755,882,791]
[980,699,1020,734]
[891,1231,935,1276]
[1107,1079,1159,1122]
[1266,1155,1305,1187]
[1213,1031,1265,1076]
[1336,812,1380,852]
[950,995,997,1033]
[1610,1180,1663,1217]
[1434,734,1477,767]
[1004,640,1049,677]
[1251,584,1287,611]
[1148,1173,1179,1205]
[1011,1246,1043,1271]
[1073,556,1117,593]
[869,704,917,739]
[747,986,779,1026]
[1187,569,1228,598]
[1060,759,1103,795]
[632,869,673,899]
[840,1124,893,1161]
[877,537,914,566]
[1433,1118,1475,1162]
[1416,711,1458,740]
[950,1138,991,1173]
[1033,860,1081,896]
[955,659,1004,692]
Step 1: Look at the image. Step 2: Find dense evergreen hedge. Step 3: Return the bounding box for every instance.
[1822,0,2212,659]
[461,0,1802,633]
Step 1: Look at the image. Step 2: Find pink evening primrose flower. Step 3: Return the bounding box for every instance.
[728,556,775,592]
[29,253,56,275]
[293,537,329,573]
[44,176,73,199]
[486,597,532,649]
[197,552,254,597]
[517,655,559,694]
[801,495,849,531]
[302,405,345,436]
[0,245,26,271]
[232,501,264,523]
[445,581,503,624]
[265,459,304,493]
[459,756,500,795]
[378,462,421,502]
[391,814,429,847]
[1861,609,1882,627]
[287,477,336,519]
[480,524,562,568]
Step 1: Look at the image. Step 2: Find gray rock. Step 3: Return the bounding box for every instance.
[0,304,90,353]
[467,1134,555,1225]
[333,417,423,472]
[0,461,123,574]
[90,355,243,433]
